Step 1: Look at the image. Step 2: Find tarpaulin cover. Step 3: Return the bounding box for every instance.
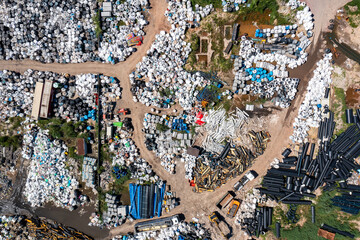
[129,183,166,219]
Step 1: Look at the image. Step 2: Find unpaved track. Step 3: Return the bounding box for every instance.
[0,0,347,239]
[304,0,351,48]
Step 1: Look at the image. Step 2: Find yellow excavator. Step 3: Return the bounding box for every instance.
[209,211,231,239]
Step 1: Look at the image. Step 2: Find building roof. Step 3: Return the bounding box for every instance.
[187,147,200,157]
[31,82,44,120]
[76,138,87,156]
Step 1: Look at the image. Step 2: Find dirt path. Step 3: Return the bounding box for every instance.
[0,0,347,239]
[304,0,351,50]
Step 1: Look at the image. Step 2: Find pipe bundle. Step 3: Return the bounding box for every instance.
[260,111,360,204]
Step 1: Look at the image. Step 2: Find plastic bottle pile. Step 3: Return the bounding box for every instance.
[290,53,333,143]
[232,2,314,106]
[202,108,248,153]
[0,70,36,120]
[110,136,160,185]
[100,193,128,229]
[130,1,213,110]
[112,221,210,240]
[143,113,194,174]
[22,127,82,210]
[98,0,149,63]
[0,0,98,63]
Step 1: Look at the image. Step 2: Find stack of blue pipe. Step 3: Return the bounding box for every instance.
[245,67,274,83]
[129,183,166,219]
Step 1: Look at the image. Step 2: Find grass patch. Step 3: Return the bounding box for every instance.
[190,0,222,9]
[0,135,22,149]
[201,39,208,52]
[276,190,360,239]
[9,117,24,130]
[92,10,102,38]
[344,0,360,28]
[156,123,170,132]
[332,87,352,134]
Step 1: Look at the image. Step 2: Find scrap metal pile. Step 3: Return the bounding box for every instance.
[259,112,360,204]
[0,215,92,239]
[232,2,314,108]
[130,1,213,110]
[193,131,270,192]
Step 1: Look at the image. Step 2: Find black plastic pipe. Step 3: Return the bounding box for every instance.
[321,224,354,239]
[282,200,312,205]
[311,206,315,223]
[276,222,281,238]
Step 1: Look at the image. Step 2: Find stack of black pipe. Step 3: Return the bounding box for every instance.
[241,207,273,237]
[332,182,360,215]
[258,111,360,204]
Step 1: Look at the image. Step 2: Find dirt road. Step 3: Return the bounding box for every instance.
[0,0,347,239]
[304,0,351,48]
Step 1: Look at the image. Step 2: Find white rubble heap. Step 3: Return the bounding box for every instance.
[286,0,306,9]
[98,0,149,63]
[290,53,333,143]
[22,126,84,210]
[0,70,36,119]
[232,1,314,108]
[202,108,248,153]
[112,221,209,240]
[143,113,195,174]
[222,0,248,12]
[130,0,213,110]
[82,157,97,189]
[110,137,160,185]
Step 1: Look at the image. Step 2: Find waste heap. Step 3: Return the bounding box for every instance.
[98,0,149,63]
[163,190,179,214]
[22,126,85,210]
[291,53,333,143]
[222,0,248,12]
[201,107,248,153]
[110,134,160,185]
[101,193,129,229]
[0,0,98,63]
[0,70,36,119]
[113,221,210,240]
[143,113,194,174]
[82,157,97,189]
[1,215,93,239]
[130,0,213,110]
[192,144,253,192]
[259,113,360,204]
[232,2,314,107]
[240,206,273,237]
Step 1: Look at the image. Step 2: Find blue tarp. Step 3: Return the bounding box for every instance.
[129,183,166,219]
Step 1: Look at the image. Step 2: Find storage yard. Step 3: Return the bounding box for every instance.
[0,0,360,240]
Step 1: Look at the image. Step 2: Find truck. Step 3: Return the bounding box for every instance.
[209,211,231,239]
[134,214,180,233]
[233,170,258,191]
[227,199,241,218]
[216,191,235,210]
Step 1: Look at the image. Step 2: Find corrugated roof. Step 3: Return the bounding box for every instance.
[31,82,44,120]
